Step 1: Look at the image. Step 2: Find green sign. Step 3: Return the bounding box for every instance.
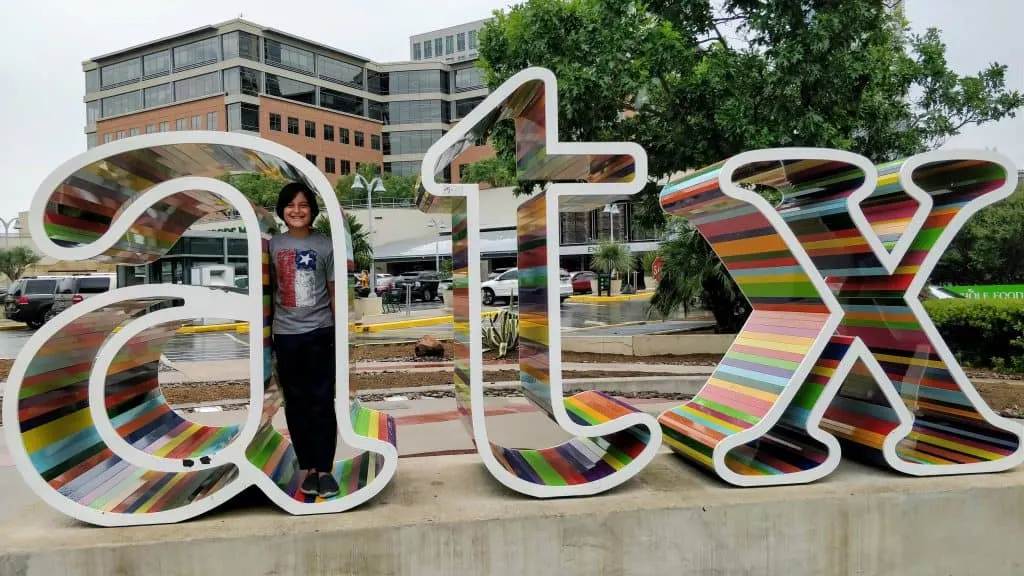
[944,285,1024,300]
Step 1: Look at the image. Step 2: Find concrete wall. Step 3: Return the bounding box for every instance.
[4,455,1024,575]
[562,333,736,356]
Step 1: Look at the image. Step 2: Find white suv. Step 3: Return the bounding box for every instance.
[481,268,572,306]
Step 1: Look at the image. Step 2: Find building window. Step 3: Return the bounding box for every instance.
[304,120,316,138]
[269,113,282,131]
[325,157,336,174]
[142,50,171,78]
[87,133,97,149]
[227,102,260,132]
[264,73,315,105]
[176,118,186,131]
[354,131,365,147]
[101,91,142,118]
[191,115,202,129]
[129,127,140,137]
[101,58,141,88]
[143,83,172,107]
[320,87,364,116]
[159,121,169,132]
[116,130,127,140]
[387,100,447,124]
[455,96,485,119]
[324,124,334,141]
[103,133,112,144]
[145,124,156,134]
[221,31,259,61]
[174,71,222,101]
[424,40,433,59]
[305,154,317,165]
[207,111,218,130]
[287,117,299,135]
[445,35,454,54]
[173,37,220,71]
[469,29,478,49]
[383,130,443,156]
[263,39,315,75]
[317,55,363,88]
[85,69,100,93]
[454,67,485,92]
[340,160,351,175]
[384,161,421,177]
[371,134,381,150]
[340,127,350,144]
[413,43,422,60]
[86,101,100,125]
[367,101,387,122]
[223,67,260,96]
[435,38,443,57]
[387,70,446,95]
[457,33,466,52]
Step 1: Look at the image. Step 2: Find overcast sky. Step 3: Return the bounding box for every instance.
[0,0,1020,226]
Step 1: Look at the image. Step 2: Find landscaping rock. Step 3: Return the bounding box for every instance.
[414,335,446,358]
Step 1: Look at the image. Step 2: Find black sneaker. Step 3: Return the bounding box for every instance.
[318,474,340,499]
[300,473,319,496]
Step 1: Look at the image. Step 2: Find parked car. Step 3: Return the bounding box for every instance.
[392,271,443,302]
[487,267,512,280]
[375,273,394,294]
[4,276,60,328]
[571,271,597,294]
[47,274,116,321]
[480,268,572,305]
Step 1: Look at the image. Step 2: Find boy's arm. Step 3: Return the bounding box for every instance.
[328,281,336,313]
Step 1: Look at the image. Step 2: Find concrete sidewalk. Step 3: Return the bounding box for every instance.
[3,453,1023,575]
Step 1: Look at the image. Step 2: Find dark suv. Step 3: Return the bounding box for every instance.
[4,276,59,328]
[47,274,116,321]
[391,271,442,302]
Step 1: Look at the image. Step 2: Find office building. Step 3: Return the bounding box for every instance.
[82,19,492,184]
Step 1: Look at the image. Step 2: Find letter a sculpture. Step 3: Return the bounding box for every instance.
[4,134,397,526]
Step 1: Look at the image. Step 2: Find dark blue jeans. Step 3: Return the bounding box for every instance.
[273,326,337,471]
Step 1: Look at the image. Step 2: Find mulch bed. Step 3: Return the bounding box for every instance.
[0,359,11,382]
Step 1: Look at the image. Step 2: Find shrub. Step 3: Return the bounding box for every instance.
[923,299,1024,372]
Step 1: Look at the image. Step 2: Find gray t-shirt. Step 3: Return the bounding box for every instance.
[270,231,335,335]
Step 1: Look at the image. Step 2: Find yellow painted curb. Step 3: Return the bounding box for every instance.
[0,323,26,331]
[567,293,654,304]
[176,323,249,334]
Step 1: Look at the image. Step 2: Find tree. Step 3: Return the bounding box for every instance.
[477,0,1024,329]
[0,246,42,281]
[460,156,517,188]
[933,184,1024,286]
[218,172,288,209]
[334,164,419,208]
[313,212,373,272]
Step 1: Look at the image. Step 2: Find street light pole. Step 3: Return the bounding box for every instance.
[427,217,447,273]
[0,217,17,249]
[351,173,387,298]
[603,203,620,243]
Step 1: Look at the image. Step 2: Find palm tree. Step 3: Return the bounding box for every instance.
[647,217,749,333]
[313,212,373,272]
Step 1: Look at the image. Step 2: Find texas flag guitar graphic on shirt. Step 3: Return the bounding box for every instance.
[276,249,318,308]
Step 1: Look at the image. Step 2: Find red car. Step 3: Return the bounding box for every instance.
[570,271,596,294]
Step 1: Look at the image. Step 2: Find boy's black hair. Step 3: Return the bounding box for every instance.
[276,181,320,224]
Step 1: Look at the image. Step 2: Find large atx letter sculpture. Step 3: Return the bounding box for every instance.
[416,67,662,497]
[657,149,1024,485]
[3,133,397,526]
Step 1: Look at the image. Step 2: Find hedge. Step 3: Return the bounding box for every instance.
[923,299,1024,373]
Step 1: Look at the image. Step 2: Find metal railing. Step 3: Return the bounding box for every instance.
[341,198,417,210]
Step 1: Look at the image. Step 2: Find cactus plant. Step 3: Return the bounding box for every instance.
[482,305,519,358]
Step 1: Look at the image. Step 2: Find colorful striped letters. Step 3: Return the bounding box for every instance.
[658,149,1023,485]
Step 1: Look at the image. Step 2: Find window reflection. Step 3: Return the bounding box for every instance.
[264,73,315,105]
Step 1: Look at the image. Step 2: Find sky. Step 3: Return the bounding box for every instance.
[0,0,1020,226]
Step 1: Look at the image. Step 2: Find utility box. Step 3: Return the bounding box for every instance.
[190,264,236,325]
